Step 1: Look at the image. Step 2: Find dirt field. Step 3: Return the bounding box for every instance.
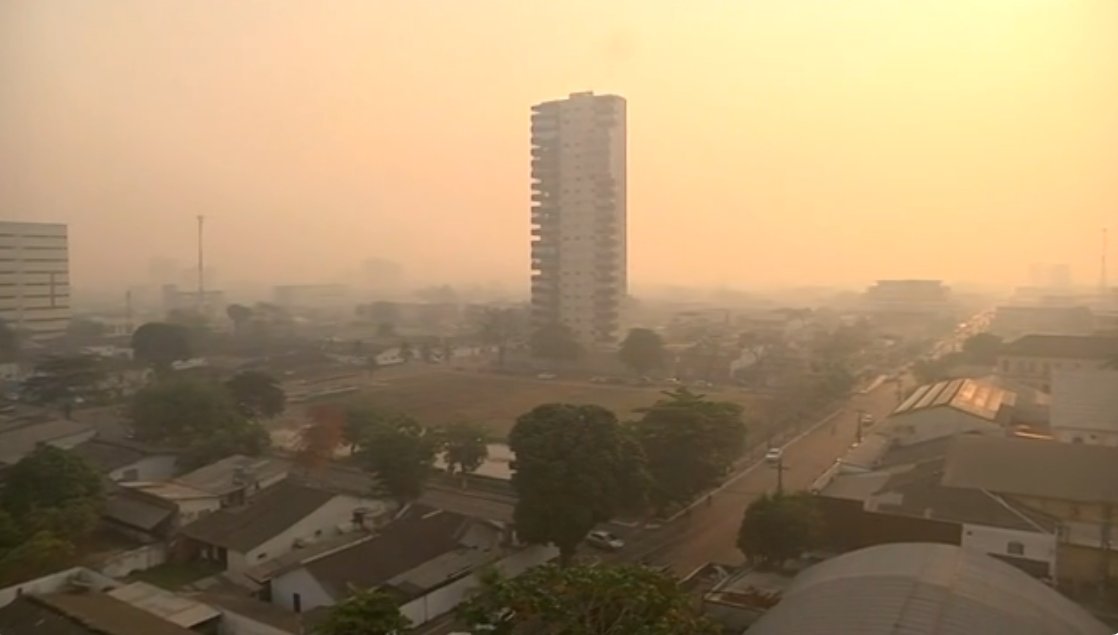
[327,369,761,439]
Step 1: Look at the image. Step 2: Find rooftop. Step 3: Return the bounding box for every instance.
[0,593,199,635]
[103,492,175,532]
[943,435,1118,505]
[192,592,303,634]
[107,582,220,629]
[892,378,1009,421]
[747,543,1109,635]
[0,419,92,465]
[1000,334,1118,360]
[175,454,289,497]
[303,505,492,602]
[179,480,337,552]
[123,481,214,502]
[1050,369,1118,435]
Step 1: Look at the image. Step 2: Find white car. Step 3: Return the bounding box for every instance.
[764,447,783,464]
[587,530,625,551]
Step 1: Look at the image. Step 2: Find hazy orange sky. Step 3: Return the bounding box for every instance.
[2,1,1116,296]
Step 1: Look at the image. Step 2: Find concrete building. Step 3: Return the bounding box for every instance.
[862,279,952,315]
[0,221,70,341]
[997,334,1118,392]
[530,91,626,346]
[272,284,351,311]
[1050,369,1118,446]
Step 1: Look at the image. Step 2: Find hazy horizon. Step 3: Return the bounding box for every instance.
[3,1,1117,296]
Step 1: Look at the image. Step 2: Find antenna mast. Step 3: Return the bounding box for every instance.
[197,215,205,313]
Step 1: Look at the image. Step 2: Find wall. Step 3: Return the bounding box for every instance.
[0,567,116,608]
[97,544,168,578]
[270,566,333,613]
[109,455,179,483]
[997,355,1108,392]
[960,524,1055,576]
[400,545,558,627]
[237,495,385,574]
[881,408,1002,447]
[177,497,223,525]
[818,496,961,552]
[219,610,295,635]
[1053,428,1118,447]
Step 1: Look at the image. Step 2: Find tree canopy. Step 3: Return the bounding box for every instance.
[313,588,410,635]
[618,328,667,376]
[962,332,1004,365]
[295,404,346,473]
[353,411,438,503]
[458,564,718,635]
[479,308,522,368]
[508,404,648,565]
[225,370,286,419]
[529,323,581,362]
[737,492,822,568]
[130,377,268,468]
[131,322,193,372]
[22,354,108,413]
[634,388,747,511]
[437,421,490,477]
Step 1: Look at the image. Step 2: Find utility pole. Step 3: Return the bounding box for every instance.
[855,409,866,444]
[197,215,205,314]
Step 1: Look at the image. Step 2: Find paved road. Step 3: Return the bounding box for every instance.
[632,380,905,576]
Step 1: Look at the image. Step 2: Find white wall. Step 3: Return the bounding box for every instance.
[400,545,558,627]
[1053,429,1118,447]
[961,524,1056,574]
[109,455,179,483]
[271,566,333,613]
[0,568,116,608]
[236,495,386,574]
[881,409,1002,447]
[177,497,222,525]
[219,610,295,635]
[97,544,167,578]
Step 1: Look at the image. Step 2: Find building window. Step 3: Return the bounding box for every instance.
[1007,541,1025,556]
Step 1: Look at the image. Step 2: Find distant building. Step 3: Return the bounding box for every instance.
[997,334,1118,392]
[530,91,627,347]
[882,378,1014,447]
[862,279,952,315]
[0,221,70,341]
[272,284,351,311]
[160,284,225,318]
[990,305,1095,340]
[747,543,1109,635]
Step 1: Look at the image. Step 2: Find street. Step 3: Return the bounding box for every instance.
[631,379,903,576]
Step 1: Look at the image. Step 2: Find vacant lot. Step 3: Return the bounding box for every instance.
[328,370,762,439]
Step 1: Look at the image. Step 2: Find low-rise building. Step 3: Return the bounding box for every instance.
[746,543,1109,635]
[0,591,197,635]
[943,435,1118,586]
[174,454,290,507]
[71,438,178,483]
[997,334,1118,392]
[177,479,390,576]
[0,418,95,467]
[879,378,1012,447]
[990,304,1095,341]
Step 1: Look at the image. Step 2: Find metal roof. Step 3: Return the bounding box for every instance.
[892,379,1007,421]
[746,543,1109,635]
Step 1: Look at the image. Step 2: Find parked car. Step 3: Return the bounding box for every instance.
[764,447,783,464]
[587,530,625,551]
[536,373,558,380]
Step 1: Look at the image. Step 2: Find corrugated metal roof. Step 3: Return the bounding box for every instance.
[746,543,1109,635]
[892,379,1007,422]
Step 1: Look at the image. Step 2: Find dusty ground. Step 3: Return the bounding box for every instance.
[278,367,763,440]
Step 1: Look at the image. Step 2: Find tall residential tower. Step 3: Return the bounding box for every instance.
[0,221,70,341]
[530,91,627,346]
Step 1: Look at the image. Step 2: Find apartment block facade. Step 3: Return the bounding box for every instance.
[0,221,70,341]
[530,91,626,346]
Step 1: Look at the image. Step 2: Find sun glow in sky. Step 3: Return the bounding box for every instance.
[2,1,1116,294]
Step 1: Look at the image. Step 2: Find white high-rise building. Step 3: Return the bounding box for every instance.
[0,221,70,341]
[530,91,627,346]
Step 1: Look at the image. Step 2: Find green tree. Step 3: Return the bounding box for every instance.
[354,412,437,504]
[0,318,18,360]
[22,354,108,416]
[529,323,581,362]
[618,328,667,376]
[225,370,286,419]
[438,421,490,478]
[314,588,410,635]
[66,318,107,342]
[226,303,254,335]
[634,388,747,512]
[2,445,103,517]
[737,492,822,568]
[458,564,718,635]
[130,378,268,468]
[0,531,76,587]
[479,308,520,369]
[131,322,193,373]
[509,404,648,566]
[962,332,1003,365]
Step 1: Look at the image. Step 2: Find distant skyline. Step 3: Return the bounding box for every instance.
[2,1,1116,295]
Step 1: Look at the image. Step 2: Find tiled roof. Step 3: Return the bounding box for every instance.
[179,480,336,552]
[747,543,1109,635]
